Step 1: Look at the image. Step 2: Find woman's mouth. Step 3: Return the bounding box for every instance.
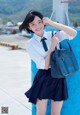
[36,28,42,31]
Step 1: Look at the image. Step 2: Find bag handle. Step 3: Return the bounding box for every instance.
[52,30,61,37]
[52,30,72,51]
[59,40,72,51]
[56,40,72,50]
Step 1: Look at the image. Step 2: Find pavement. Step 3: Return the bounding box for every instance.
[0,35,32,115]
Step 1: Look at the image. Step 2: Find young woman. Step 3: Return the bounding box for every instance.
[19,10,77,115]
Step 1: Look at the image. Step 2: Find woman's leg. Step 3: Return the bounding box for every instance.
[51,100,63,115]
[36,99,48,115]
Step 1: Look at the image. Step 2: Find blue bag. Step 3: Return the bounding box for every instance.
[50,40,79,78]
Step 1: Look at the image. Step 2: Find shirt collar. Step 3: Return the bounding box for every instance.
[34,30,47,42]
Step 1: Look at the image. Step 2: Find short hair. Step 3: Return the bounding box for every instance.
[19,10,43,33]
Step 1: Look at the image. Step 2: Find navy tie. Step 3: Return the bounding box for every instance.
[41,37,48,51]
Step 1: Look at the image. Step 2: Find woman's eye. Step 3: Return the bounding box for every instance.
[39,21,42,23]
[32,24,35,26]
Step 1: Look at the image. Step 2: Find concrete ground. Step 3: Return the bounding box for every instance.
[0,46,31,115]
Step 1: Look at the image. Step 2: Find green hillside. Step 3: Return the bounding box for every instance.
[0,0,80,25]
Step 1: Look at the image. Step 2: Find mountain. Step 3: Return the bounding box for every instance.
[0,0,80,25]
[0,0,52,24]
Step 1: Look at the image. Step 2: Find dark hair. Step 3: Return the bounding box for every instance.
[19,10,43,33]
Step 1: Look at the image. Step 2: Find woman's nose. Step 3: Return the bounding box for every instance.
[35,24,40,28]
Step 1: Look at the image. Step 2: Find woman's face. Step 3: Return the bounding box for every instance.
[28,16,44,36]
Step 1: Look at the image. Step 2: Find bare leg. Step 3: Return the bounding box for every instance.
[36,99,48,115]
[51,100,63,115]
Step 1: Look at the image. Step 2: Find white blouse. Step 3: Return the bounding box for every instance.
[26,30,73,69]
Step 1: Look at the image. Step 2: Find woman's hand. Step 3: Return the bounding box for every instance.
[42,17,53,26]
[44,36,59,70]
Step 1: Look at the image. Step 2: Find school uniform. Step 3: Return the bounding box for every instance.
[25,30,73,104]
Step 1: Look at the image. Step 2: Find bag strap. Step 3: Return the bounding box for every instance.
[52,30,72,51]
[60,40,72,51]
[52,30,61,49]
[52,30,61,37]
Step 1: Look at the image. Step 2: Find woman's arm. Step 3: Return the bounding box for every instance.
[43,17,77,37]
[44,36,59,70]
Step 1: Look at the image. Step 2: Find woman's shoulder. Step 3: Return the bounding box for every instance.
[26,37,35,49]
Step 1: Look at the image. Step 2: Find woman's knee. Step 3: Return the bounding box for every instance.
[51,100,63,115]
[52,111,60,115]
[36,99,48,115]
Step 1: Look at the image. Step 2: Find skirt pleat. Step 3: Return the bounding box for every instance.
[25,68,68,104]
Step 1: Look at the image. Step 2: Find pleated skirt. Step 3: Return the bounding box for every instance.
[25,68,68,104]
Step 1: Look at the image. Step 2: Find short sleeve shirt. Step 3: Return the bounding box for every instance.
[26,30,74,69]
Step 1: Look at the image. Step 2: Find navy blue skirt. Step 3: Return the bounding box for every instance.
[25,68,68,104]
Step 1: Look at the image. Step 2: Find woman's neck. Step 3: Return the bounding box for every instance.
[36,30,44,37]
